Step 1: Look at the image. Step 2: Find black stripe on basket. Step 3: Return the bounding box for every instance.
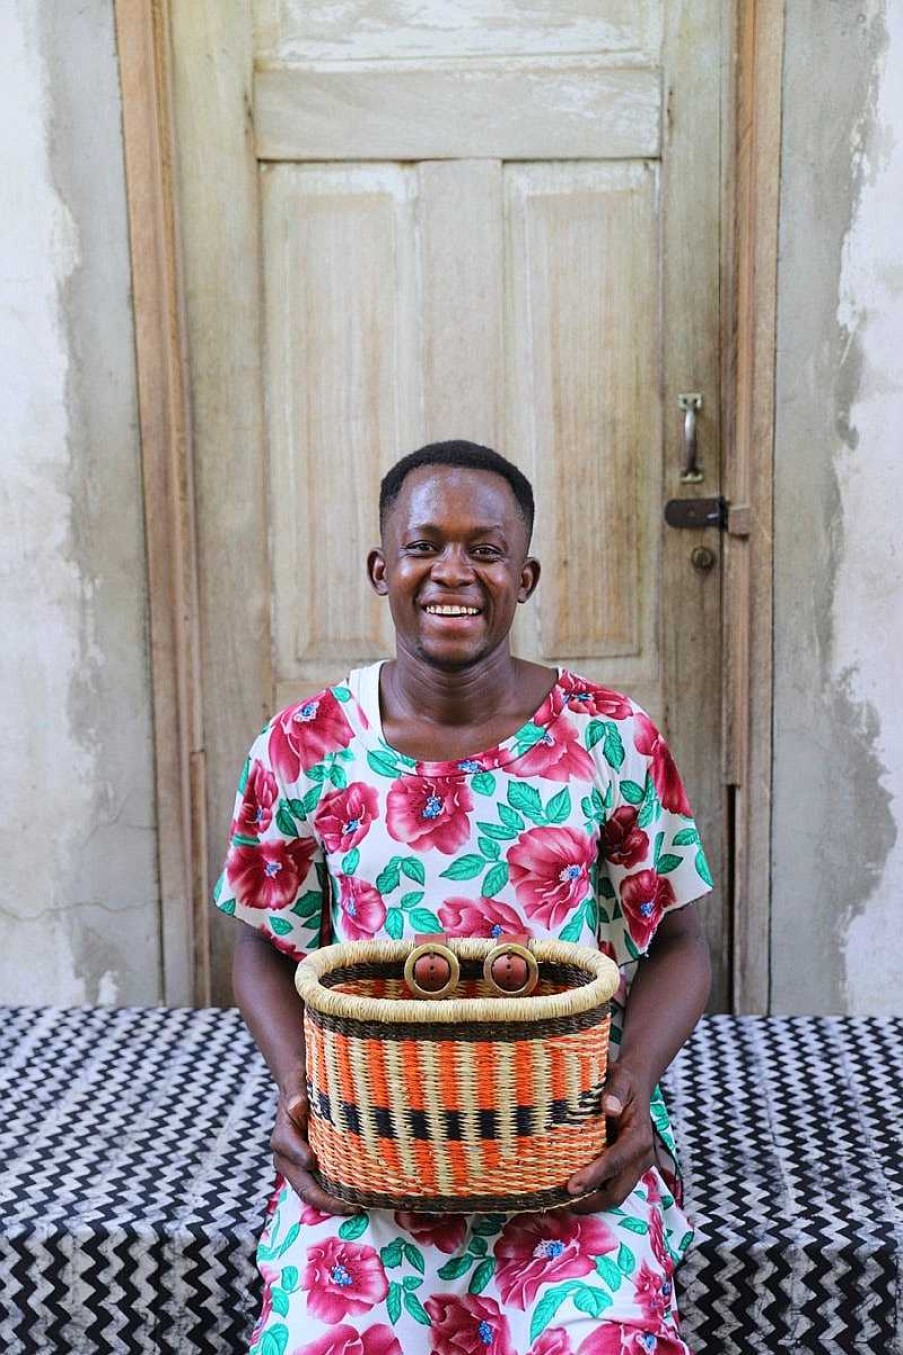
[312,1168,581,1215]
[305,1000,609,1043]
[311,1093,603,1140]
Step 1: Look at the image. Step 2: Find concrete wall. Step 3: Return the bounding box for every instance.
[771,0,902,1014]
[0,2,160,1004]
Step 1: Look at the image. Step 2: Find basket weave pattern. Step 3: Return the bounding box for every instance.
[296,938,619,1213]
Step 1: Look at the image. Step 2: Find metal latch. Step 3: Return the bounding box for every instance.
[664,497,750,537]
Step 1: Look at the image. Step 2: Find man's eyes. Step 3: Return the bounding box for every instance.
[404,542,502,559]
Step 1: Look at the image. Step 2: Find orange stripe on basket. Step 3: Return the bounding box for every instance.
[364,1039,402,1178]
[514,1035,533,1110]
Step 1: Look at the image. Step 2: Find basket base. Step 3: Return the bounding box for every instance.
[312,1168,587,1215]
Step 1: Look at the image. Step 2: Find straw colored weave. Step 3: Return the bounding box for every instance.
[295,938,619,1213]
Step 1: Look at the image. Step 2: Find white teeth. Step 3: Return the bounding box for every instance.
[425,605,480,616]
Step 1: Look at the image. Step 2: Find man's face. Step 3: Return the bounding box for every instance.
[368,465,540,670]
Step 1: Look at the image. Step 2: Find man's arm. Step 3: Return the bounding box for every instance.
[232,923,360,1215]
[567,900,711,1211]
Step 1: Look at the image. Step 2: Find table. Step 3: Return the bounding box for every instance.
[1,1009,900,1353]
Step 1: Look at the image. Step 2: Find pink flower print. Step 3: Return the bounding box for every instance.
[438,897,532,940]
[557,673,633,721]
[600,807,649,870]
[514,718,595,784]
[295,1325,402,1355]
[302,1237,388,1324]
[619,870,676,951]
[315,782,379,854]
[231,761,278,840]
[226,836,318,911]
[632,713,692,817]
[385,775,474,855]
[633,1264,673,1326]
[493,1210,617,1309]
[506,827,595,930]
[577,1328,688,1355]
[393,1210,467,1255]
[532,1329,576,1355]
[269,690,354,784]
[300,1202,333,1227]
[423,1294,516,1355]
[336,875,387,942]
[641,1173,671,1273]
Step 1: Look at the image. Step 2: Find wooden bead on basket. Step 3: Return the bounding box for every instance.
[483,940,539,996]
[403,939,460,999]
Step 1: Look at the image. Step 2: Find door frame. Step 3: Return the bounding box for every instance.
[116,0,783,1011]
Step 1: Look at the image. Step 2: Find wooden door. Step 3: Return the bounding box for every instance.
[170,0,728,1006]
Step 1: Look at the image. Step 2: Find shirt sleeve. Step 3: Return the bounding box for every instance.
[213,725,327,961]
[597,704,713,961]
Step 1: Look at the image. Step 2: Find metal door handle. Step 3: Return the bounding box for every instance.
[678,393,704,483]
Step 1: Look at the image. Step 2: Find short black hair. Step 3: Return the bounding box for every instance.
[379,440,535,541]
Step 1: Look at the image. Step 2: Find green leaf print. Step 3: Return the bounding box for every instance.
[529,1281,584,1343]
[401,857,426,885]
[619,780,644,806]
[476,821,517,842]
[399,891,425,910]
[559,912,584,943]
[301,783,323,815]
[471,771,497,796]
[269,917,293,936]
[238,757,250,794]
[514,722,546,752]
[276,1223,300,1256]
[478,836,501,861]
[585,720,606,751]
[657,853,683,875]
[677,1229,695,1253]
[376,859,402,893]
[672,827,700,846]
[404,1292,432,1326]
[385,908,404,940]
[598,876,616,900]
[260,1326,288,1355]
[468,1258,496,1295]
[498,803,526,832]
[602,724,625,770]
[291,891,322,918]
[637,776,660,830]
[437,1255,473,1281]
[403,1241,426,1274]
[618,1216,650,1235]
[231,832,260,848]
[481,861,509,897]
[286,798,307,820]
[271,1288,289,1317]
[327,762,347,789]
[368,750,401,780]
[332,685,352,702]
[545,787,571,824]
[213,873,224,904]
[468,1236,488,1257]
[341,848,360,875]
[574,1285,613,1317]
[380,1238,405,1268]
[387,1281,403,1324]
[410,908,443,932]
[583,894,599,934]
[219,898,236,916]
[338,1214,369,1241]
[695,848,714,887]
[653,830,665,867]
[281,1265,300,1292]
[623,930,641,960]
[508,782,545,823]
[439,855,485,881]
[275,803,295,837]
[403,1275,423,1290]
[307,764,329,784]
[616,1243,636,1275]
[471,1214,506,1236]
[594,1255,623,1290]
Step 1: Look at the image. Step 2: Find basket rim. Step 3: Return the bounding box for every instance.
[295,937,620,1023]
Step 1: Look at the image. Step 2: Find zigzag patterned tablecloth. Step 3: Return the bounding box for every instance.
[0,1008,900,1354]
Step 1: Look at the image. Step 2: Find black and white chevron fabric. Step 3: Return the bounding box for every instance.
[0,1009,900,1353]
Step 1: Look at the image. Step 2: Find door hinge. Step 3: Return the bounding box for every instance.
[664,497,750,537]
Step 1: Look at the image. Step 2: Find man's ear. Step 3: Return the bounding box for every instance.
[367,547,388,595]
[518,555,541,603]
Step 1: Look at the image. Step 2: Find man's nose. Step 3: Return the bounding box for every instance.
[431,545,474,584]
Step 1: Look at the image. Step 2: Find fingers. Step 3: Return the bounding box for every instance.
[273,1151,362,1216]
[271,1096,361,1216]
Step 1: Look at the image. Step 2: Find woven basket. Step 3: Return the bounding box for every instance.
[295,937,620,1213]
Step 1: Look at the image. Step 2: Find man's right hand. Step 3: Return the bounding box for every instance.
[271,1075,362,1216]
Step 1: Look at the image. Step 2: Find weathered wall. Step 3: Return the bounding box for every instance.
[0,2,160,1004]
[771,0,901,1013]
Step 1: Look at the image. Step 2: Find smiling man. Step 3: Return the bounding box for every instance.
[217,439,713,1355]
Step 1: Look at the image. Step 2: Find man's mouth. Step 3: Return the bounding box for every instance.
[423,604,482,616]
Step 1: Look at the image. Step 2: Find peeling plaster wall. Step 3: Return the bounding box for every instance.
[0,2,160,1004]
[772,0,901,1014]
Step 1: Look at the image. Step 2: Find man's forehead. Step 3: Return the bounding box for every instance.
[390,465,520,518]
